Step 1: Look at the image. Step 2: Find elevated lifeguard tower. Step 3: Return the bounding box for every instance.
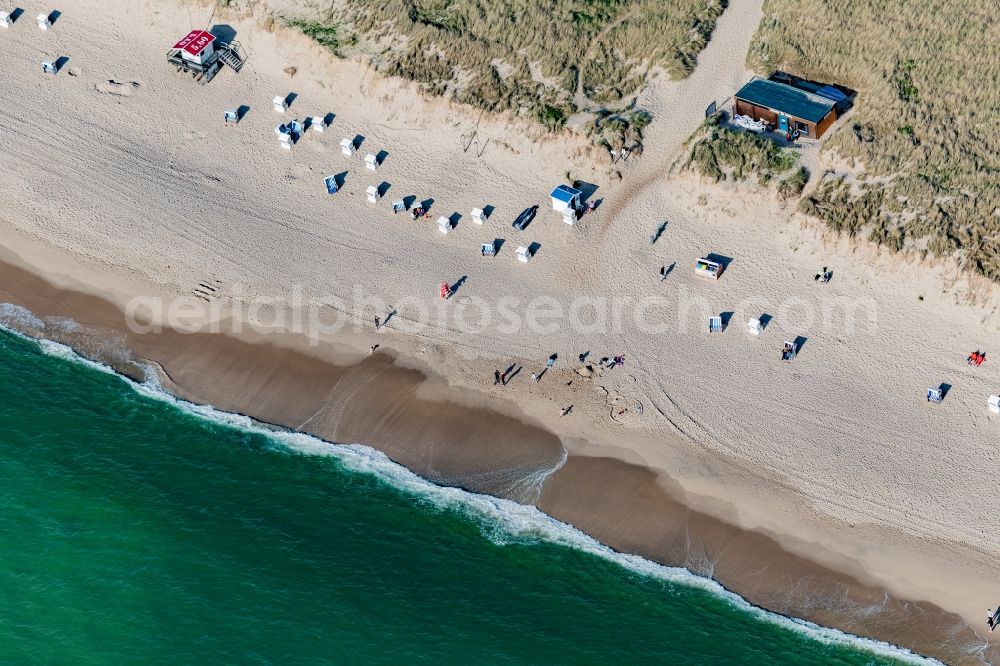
[167,28,245,84]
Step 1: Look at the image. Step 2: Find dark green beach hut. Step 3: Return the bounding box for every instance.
[733,77,838,138]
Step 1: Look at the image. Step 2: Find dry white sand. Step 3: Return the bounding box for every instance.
[1,0,999,649]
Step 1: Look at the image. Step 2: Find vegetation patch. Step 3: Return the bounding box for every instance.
[682,114,798,185]
[777,166,809,200]
[586,108,652,159]
[284,18,344,56]
[893,59,919,103]
[537,104,568,131]
[747,0,1000,280]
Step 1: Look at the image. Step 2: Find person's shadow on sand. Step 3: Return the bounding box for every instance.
[502,364,521,385]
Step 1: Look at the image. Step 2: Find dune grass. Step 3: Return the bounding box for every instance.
[682,114,799,186]
[777,165,808,200]
[748,0,1000,280]
[277,0,725,142]
[284,18,343,56]
[586,108,652,158]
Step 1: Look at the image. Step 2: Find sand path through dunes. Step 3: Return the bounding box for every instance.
[598,0,764,217]
[643,0,764,160]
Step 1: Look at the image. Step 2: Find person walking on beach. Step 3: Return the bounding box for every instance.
[374,316,381,330]
[500,370,508,385]
[530,372,539,383]
[547,353,557,369]
[494,369,501,385]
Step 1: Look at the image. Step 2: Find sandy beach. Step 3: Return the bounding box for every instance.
[1,0,999,661]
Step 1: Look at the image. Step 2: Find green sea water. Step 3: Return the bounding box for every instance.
[0,329,927,665]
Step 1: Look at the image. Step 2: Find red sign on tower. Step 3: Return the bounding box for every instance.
[172,30,216,56]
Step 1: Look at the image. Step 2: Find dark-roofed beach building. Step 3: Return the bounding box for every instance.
[734,77,838,139]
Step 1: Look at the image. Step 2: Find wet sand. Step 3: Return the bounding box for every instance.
[539,457,992,663]
[0,256,992,664]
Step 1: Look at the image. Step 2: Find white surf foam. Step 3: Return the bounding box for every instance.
[0,303,46,331]
[14,329,943,665]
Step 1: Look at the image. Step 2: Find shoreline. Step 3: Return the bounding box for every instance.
[0,248,992,664]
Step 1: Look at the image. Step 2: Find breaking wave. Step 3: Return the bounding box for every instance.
[0,303,46,331]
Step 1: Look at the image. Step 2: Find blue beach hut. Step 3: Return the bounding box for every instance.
[550,184,581,213]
